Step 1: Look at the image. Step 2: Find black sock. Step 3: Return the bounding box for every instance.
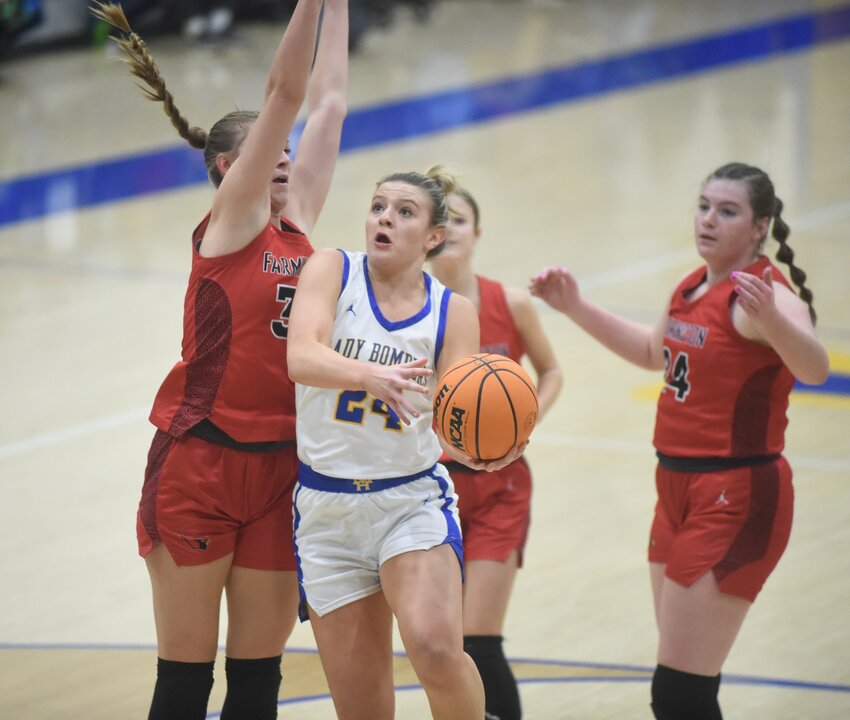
[463,635,522,720]
[651,664,722,720]
[147,658,214,720]
[220,655,282,720]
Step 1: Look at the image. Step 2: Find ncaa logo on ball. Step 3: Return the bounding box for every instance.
[448,406,467,450]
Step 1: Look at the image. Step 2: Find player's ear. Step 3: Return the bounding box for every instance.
[753,216,769,245]
[426,227,446,252]
[215,153,233,177]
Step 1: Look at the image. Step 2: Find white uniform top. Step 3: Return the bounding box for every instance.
[295,250,453,479]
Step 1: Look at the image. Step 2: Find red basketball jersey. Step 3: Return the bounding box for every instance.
[438,276,525,464]
[477,275,525,363]
[150,214,314,443]
[652,256,795,458]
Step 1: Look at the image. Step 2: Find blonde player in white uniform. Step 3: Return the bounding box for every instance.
[287,166,525,720]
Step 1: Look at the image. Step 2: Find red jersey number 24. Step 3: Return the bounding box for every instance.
[662,347,691,402]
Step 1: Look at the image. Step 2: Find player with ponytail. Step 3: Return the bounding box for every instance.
[286,165,526,719]
[91,1,348,717]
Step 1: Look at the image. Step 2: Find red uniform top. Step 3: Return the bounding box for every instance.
[652,256,795,458]
[150,214,313,443]
[440,276,526,464]
[477,275,525,362]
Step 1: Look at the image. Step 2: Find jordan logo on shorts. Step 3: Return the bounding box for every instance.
[715,490,729,506]
[181,535,210,551]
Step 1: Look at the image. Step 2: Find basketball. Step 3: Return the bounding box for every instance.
[433,353,538,461]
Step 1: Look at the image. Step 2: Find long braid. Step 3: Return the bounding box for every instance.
[89,2,207,149]
[708,163,818,325]
[770,197,817,324]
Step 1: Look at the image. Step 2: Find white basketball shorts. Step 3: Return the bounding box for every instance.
[293,462,463,619]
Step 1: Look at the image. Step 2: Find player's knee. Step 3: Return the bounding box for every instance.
[408,632,464,687]
[651,664,722,720]
[464,635,522,720]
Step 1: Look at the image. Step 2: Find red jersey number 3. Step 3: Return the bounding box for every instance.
[271,283,296,339]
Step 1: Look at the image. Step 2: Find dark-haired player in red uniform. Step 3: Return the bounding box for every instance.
[530,162,829,720]
[429,186,563,720]
[93,1,348,718]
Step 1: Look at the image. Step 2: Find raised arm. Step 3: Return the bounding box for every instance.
[287,248,432,424]
[205,0,324,254]
[286,0,349,235]
[530,266,666,371]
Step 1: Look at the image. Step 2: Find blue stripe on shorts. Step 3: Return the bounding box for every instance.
[297,461,438,493]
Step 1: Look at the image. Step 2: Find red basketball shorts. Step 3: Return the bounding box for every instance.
[137,430,299,570]
[449,457,532,566]
[648,456,793,602]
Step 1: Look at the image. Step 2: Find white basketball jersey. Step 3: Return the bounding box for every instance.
[295,251,453,479]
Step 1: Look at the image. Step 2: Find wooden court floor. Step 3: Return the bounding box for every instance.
[1,1,849,717]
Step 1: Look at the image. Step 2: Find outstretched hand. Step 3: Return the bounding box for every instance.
[529,267,581,315]
[364,357,432,425]
[732,267,780,328]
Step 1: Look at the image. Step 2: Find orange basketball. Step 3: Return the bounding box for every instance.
[433,353,538,461]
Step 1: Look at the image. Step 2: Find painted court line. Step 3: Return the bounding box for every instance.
[531,431,850,473]
[1,643,847,711]
[0,407,149,460]
[2,409,847,473]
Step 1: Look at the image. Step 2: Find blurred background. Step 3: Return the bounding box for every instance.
[0,0,436,53]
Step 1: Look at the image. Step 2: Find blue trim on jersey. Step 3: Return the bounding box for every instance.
[337,248,350,298]
[297,461,438,493]
[434,286,453,369]
[362,255,434,331]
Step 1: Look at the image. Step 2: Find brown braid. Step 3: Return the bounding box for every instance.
[770,197,816,324]
[708,163,818,324]
[89,2,207,149]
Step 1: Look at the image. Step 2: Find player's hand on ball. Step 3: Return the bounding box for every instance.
[460,440,529,472]
[365,357,432,425]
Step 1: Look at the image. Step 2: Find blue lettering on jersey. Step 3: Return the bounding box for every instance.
[332,339,428,386]
[368,343,414,366]
[334,337,367,359]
